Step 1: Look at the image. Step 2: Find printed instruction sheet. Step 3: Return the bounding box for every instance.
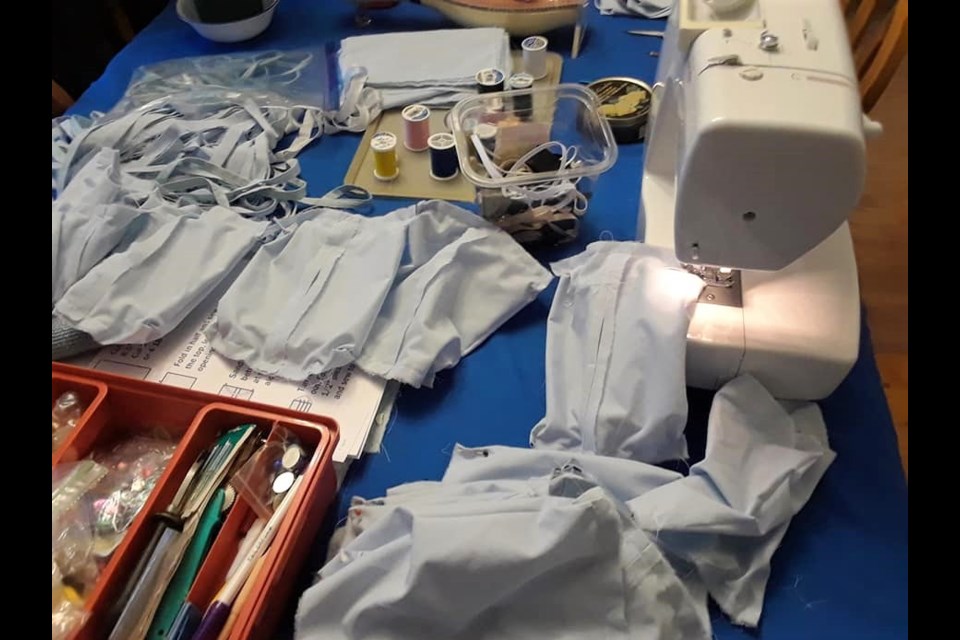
[74,296,387,463]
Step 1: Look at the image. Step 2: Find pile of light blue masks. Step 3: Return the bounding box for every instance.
[52,49,379,350]
[297,376,835,639]
[295,243,836,639]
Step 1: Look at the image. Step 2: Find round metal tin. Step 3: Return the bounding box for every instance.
[586,77,652,144]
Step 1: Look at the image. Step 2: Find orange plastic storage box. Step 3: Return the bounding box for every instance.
[52,362,340,640]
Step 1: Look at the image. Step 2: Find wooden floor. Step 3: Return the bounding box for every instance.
[849,56,908,477]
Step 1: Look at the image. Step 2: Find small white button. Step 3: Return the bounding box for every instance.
[740,67,764,81]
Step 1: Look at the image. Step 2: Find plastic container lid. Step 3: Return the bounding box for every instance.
[449,83,618,189]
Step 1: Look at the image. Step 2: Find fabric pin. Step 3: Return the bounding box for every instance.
[401,104,431,152]
[521,36,549,80]
[370,132,400,182]
[428,133,459,181]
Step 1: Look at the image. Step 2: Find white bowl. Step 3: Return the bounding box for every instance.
[177,0,280,43]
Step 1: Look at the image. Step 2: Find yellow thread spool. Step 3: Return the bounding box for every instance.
[371,132,400,181]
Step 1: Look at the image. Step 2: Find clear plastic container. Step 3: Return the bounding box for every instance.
[449,83,617,245]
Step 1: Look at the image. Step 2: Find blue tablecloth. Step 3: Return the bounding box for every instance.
[69,2,908,638]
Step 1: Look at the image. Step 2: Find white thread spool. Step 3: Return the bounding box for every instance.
[521,36,549,80]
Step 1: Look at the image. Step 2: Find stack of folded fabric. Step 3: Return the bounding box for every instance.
[594,0,672,18]
[338,28,512,109]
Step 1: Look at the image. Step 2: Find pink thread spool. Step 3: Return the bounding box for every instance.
[401,104,431,152]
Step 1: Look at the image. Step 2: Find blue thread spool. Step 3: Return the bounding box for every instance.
[475,68,505,94]
[428,133,459,181]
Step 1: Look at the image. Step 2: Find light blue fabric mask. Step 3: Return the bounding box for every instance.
[207,208,408,379]
[443,444,682,504]
[297,482,710,640]
[354,201,554,388]
[628,374,836,627]
[530,242,704,463]
[54,206,268,345]
[52,148,146,305]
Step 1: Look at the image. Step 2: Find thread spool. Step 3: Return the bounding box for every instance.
[476,68,506,94]
[508,73,535,120]
[401,104,431,152]
[370,132,399,181]
[428,132,459,181]
[522,36,548,80]
[475,123,497,155]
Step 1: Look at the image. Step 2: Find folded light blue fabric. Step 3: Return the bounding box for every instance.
[443,444,682,504]
[208,208,409,379]
[338,28,512,109]
[530,242,704,463]
[297,313,835,638]
[354,202,554,388]
[55,206,268,345]
[52,148,146,305]
[297,480,710,640]
[628,374,836,627]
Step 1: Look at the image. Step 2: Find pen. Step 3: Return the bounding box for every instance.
[190,475,303,640]
[215,554,269,640]
[627,30,665,38]
[224,518,265,582]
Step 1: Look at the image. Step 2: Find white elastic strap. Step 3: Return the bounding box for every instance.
[471,136,588,211]
[275,69,380,161]
[299,184,372,210]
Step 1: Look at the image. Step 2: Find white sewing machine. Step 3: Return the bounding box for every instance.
[640,0,883,400]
